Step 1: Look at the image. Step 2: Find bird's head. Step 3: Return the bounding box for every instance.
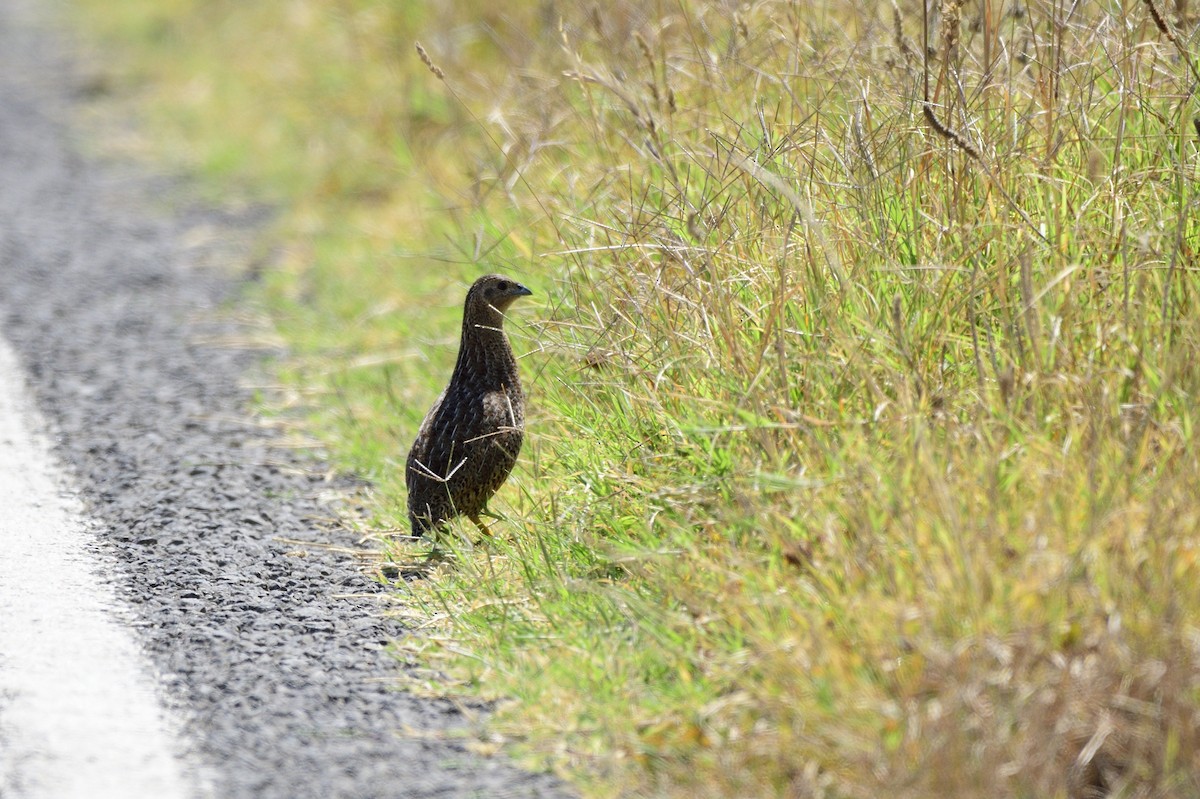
[466,274,533,319]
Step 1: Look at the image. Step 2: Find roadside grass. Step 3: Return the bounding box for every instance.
[73,0,1200,796]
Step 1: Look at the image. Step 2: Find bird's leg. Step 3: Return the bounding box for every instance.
[468,514,493,538]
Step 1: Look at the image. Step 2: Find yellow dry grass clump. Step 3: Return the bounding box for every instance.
[75,0,1200,796]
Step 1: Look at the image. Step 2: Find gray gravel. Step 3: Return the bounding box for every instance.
[0,1,572,797]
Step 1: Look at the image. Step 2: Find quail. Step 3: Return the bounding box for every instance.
[406,274,532,538]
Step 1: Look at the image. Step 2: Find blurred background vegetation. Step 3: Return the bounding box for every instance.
[73,0,1200,796]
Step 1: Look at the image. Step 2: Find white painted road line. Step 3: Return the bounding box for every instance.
[0,336,194,799]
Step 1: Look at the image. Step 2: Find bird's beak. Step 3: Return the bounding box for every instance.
[513,283,533,297]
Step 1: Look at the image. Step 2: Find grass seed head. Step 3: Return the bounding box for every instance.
[414,42,444,81]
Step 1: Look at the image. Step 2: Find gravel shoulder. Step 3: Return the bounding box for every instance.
[0,1,570,796]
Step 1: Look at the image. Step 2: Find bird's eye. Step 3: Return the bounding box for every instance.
[497,280,510,291]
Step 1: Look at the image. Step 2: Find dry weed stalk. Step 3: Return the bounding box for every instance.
[892,0,918,64]
[919,0,979,159]
[412,40,563,239]
[853,103,879,179]
[1142,0,1200,85]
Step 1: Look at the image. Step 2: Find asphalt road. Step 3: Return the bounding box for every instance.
[0,334,195,798]
[0,1,571,797]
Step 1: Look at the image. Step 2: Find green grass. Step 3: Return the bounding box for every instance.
[73,0,1200,796]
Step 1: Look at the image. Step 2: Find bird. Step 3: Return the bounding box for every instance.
[406,274,533,539]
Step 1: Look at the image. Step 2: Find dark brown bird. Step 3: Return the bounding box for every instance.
[406,274,533,538]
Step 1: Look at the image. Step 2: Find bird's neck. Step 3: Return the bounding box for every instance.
[452,309,518,387]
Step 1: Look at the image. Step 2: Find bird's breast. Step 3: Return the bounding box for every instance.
[480,385,524,429]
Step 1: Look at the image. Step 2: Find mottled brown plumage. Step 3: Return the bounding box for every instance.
[406,275,532,538]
